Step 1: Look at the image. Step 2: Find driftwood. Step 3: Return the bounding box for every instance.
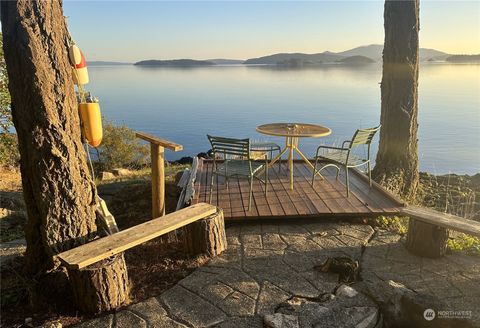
[184,207,227,257]
[177,157,200,210]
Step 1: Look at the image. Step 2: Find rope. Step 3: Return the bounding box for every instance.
[65,18,98,204]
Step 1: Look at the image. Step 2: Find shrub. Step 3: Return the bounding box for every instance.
[0,33,19,168]
[95,121,149,171]
[0,133,19,168]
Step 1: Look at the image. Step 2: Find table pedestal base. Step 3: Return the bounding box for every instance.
[267,136,323,190]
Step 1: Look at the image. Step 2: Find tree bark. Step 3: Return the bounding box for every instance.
[1,1,129,312]
[373,0,420,201]
[1,0,97,273]
[184,207,227,257]
[67,254,130,313]
[406,219,448,258]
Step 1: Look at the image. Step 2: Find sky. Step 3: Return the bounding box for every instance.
[63,1,480,62]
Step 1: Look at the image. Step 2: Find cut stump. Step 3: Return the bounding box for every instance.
[67,253,130,313]
[184,207,227,257]
[405,218,449,258]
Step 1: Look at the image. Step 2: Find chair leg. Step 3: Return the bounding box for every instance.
[367,162,372,188]
[265,164,268,196]
[248,176,254,211]
[345,167,350,197]
[277,148,282,173]
[311,157,319,186]
[335,166,340,180]
[209,173,215,204]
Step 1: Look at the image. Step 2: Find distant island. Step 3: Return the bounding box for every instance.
[446,55,480,63]
[274,55,375,67]
[134,59,215,67]
[243,45,451,65]
[89,61,132,66]
[110,45,480,68]
[207,59,244,65]
[337,55,376,64]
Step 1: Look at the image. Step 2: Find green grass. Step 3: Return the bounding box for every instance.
[447,235,480,255]
[371,215,408,235]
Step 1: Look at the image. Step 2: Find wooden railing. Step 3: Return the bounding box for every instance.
[135,132,183,218]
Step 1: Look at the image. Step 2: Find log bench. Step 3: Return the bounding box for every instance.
[401,206,480,258]
[57,203,227,313]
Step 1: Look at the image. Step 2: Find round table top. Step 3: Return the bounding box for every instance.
[256,123,331,138]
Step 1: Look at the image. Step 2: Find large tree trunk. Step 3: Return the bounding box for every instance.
[1,0,96,273]
[1,0,129,312]
[373,0,420,201]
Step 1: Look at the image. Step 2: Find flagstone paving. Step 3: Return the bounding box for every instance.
[75,221,480,328]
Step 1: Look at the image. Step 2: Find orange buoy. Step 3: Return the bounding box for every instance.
[69,44,89,85]
[79,102,102,147]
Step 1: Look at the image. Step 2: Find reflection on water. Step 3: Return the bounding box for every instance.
[88,63,480,174]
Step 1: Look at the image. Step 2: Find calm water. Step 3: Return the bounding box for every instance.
[87,64,480,175]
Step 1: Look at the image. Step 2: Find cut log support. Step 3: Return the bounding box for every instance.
[184,207,227,257]
[67,254,129,313]
[405,219,449,258]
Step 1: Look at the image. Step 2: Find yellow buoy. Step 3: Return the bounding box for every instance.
[79,102,102,147]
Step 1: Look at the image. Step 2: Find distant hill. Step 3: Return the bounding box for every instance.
[446,55,480,63]
[244,52,343,65]
[207,59,244,65]
[134,59,215,67]
[337,55,375,64]
[89,61,132,66]
[336,45,384,61]
[244,45,451,65]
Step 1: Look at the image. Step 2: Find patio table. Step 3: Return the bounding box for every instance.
[256,123,331,190]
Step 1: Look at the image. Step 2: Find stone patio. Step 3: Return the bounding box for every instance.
[75,221,480,328]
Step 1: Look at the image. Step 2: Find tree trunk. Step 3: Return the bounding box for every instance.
[373,0,420,201]
[406,219,448,258]
[184,207,227,257]
[1,0,96,272]
[67,254,130,313]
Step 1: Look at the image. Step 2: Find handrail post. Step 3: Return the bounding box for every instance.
[151,143,165,217]
[135,132,183,219]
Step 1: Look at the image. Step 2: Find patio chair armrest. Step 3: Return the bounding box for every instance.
[342,140,352,148]
[315,145,349,157]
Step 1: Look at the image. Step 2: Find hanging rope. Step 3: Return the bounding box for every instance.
[65,17,98,203]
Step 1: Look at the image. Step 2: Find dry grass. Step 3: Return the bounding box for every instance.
[0,166,22,192]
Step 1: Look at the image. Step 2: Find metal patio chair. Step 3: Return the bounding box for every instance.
[311,125,381,197]
[250,141,282,171]
[207,135,269,211]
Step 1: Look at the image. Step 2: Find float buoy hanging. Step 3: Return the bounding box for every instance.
[68,44,89,85]
[79,99,103,147]
[67,41,102,147]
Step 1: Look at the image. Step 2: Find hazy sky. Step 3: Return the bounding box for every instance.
[63,1,480,61]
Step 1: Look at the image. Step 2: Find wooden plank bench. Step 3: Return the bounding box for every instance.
[400,205,480,258]
[57,203,227,313]
[58,203,224,269]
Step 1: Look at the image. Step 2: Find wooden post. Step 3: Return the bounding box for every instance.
[135,132,182,218]
[151,144,165,217]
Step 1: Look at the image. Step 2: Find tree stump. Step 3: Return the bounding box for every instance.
[67,253,130,313]
[405,219,449,258]
[184,207,227,257]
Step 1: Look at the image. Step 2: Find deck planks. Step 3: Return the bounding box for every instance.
[193,159,402,221]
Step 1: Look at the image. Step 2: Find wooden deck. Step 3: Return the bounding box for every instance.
[191,159,404,221]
